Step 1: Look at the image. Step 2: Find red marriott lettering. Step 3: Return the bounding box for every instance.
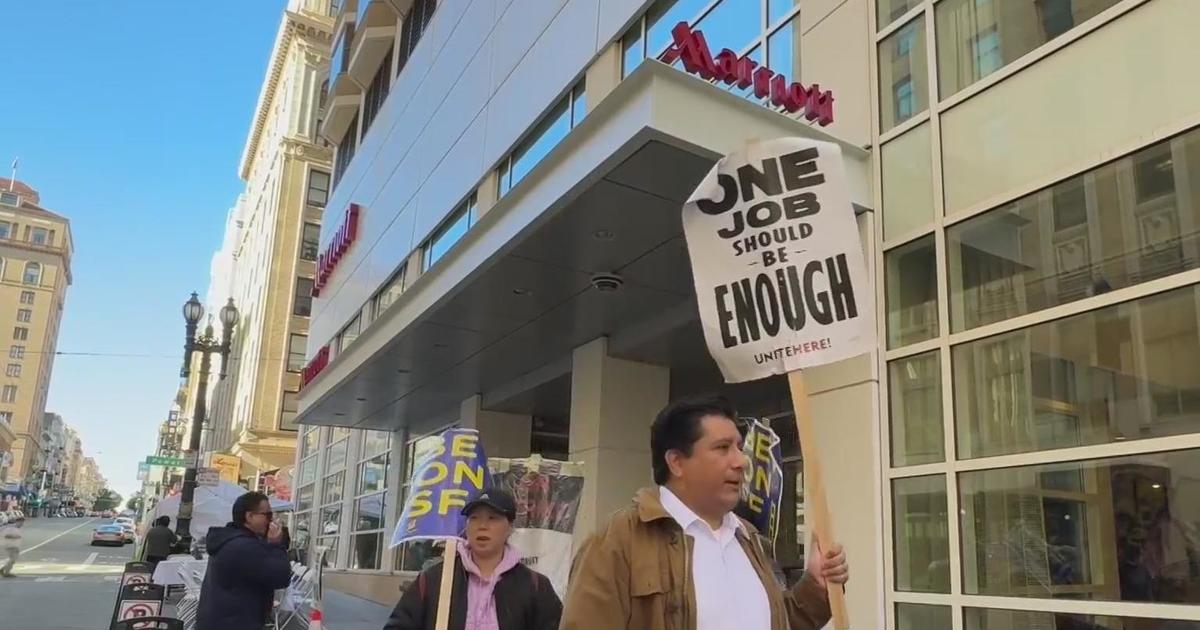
[300,344,331,390]
[660,22,834,126]
[313,203,362,298]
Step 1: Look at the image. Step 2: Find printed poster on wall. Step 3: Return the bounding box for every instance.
[682,137,874,383]
[488,455,584,597]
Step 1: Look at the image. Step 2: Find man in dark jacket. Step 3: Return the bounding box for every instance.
[143,516,177,564]
[196,491,292,630]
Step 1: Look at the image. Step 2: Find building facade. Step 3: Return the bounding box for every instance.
[293,0,1200,627]
[201,0,337,484]
[0,178,72,484]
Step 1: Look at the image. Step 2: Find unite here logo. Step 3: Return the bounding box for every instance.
[660,21,835,126]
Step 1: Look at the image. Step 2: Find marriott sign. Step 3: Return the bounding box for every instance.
[660,22,835,126]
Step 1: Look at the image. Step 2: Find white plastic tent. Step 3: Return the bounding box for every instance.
[152,481,291,540]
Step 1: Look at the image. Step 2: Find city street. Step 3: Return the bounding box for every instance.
[0,517,132,629]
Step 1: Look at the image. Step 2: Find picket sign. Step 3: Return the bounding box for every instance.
[682,136,874,629]
[434,543,457,630]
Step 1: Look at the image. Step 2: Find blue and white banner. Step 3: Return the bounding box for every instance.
[391,428,491,547]
[740,419,784,543]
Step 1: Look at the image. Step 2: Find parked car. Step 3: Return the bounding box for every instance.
[91,524,126,546]
[112,518,136,544]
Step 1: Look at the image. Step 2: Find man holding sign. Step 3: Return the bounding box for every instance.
[561,397,848,630]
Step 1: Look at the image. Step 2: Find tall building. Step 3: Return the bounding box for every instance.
[0,178,72,484]
[203,0,335,486]
[290,0,1200,626]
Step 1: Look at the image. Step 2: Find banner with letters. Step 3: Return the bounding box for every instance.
[682,137,874,383]
[739,419,784,544]
[488,455,584,596]
[391,428,491,547]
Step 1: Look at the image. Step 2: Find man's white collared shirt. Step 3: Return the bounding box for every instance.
[658,486,771,630]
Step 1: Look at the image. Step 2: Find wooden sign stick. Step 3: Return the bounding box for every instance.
[788,370,850,629]
[434,541,458,630]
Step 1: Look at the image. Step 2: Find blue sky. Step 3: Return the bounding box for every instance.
[0,2,285,499]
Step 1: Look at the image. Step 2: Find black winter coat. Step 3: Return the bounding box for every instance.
[384,555,562,630]
[196,524,292,630]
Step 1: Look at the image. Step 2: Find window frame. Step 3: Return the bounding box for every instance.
[306,170,331,208]
[22,262,41,285]
[300,222,322,262]
[293,277,315,317]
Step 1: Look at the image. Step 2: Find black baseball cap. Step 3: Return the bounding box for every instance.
[461,489,516,521]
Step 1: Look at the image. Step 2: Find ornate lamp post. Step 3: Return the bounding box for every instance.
[175,293,238,549]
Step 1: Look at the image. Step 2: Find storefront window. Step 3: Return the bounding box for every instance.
[965,608,1200,630]
[322,471,345,505]
[879,15,928,132]
[954,285,1200,460]
[886,235,939,348]
[893,475,950,593]
[889,351,944,466]
[936,0,1121,98]
[896,603,951,630]
[949,128,1200,332]
[877,0,921,30]
[351,532,383,570]
[960,449,1200,604]
[296,485,315,512]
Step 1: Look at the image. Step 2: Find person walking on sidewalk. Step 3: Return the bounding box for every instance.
[143,515,177,565]
[196,491,292,630]
[384,489,562,630]
[0,516,23,577]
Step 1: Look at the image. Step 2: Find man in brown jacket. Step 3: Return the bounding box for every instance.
[561,396,848,630]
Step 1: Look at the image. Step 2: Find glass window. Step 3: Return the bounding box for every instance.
[281,392,299,430]
[13,327,28,341]
[1,385,16,403]
[0,221,10,239]
[293,277,314,317]
[307,171,330,208]
[571,84,587,126]
[9,345,24,360]
[322,471,345,505]
[300,223,321,261]
[358,453,388,495]
[333,114,358,189]
[768,0,798,25]
[351,531,383,570]
[767,17,801,86]
[965,608,1200,630]
[935,0,1120,97]
[316,535,339,567]
[896,604,951,630]
[886,235,938,348]
[960,448,1200,603]
[889,352,944,466]
[16,309,31,323]
[362,430,390,458]
[328,437,349,472]
[396,0,436,77]
[362,49,393,136]
[296,485,315,512]
[893,475,950,592]
[954,284,1200,460]
[354,493,385,531]
[329,427,351,444]
[508,101,570,193]
[299,458,318,487]
[319,505,342,537]
[882,122,935,240]
[949,129,1200,331]
[29,227,49,245]
[727,46,763,103]
[424,196,475,270]
[19,291,34,304]
[375,265,406,315]
[23,262,41,285]
[288,334,307,372]
[692,0,760,57]
[301,429,319,458]
[879,16,928,132]
[622,22,645,77]
[339,314,361,351]
[877,0,921,30]
[647,0,718,57]
[5,364,19,377]
[0,411,11,424]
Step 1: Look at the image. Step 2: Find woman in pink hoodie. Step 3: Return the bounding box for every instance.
[385,489,562,630]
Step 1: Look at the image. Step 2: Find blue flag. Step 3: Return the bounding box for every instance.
[741,419,784,543]
[391,428,491,547]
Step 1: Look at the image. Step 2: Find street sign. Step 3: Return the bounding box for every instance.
[145,456,187,467]
[196,468,219,487]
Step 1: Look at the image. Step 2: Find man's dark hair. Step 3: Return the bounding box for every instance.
[650,396,738,485]
[232,491,270,526]
[155,515,170,527]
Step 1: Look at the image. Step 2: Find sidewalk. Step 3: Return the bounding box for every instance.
[322,587,392,630]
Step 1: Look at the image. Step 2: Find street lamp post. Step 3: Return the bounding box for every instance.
[175,293,238,550]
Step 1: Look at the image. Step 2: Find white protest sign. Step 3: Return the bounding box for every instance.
[196,468,220,487]
[683,137,873,383]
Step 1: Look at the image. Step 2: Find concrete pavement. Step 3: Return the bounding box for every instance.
[0,516,132,629]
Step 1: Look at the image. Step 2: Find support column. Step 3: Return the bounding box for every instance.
[459,395,531,459]
[568,337,669,540]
